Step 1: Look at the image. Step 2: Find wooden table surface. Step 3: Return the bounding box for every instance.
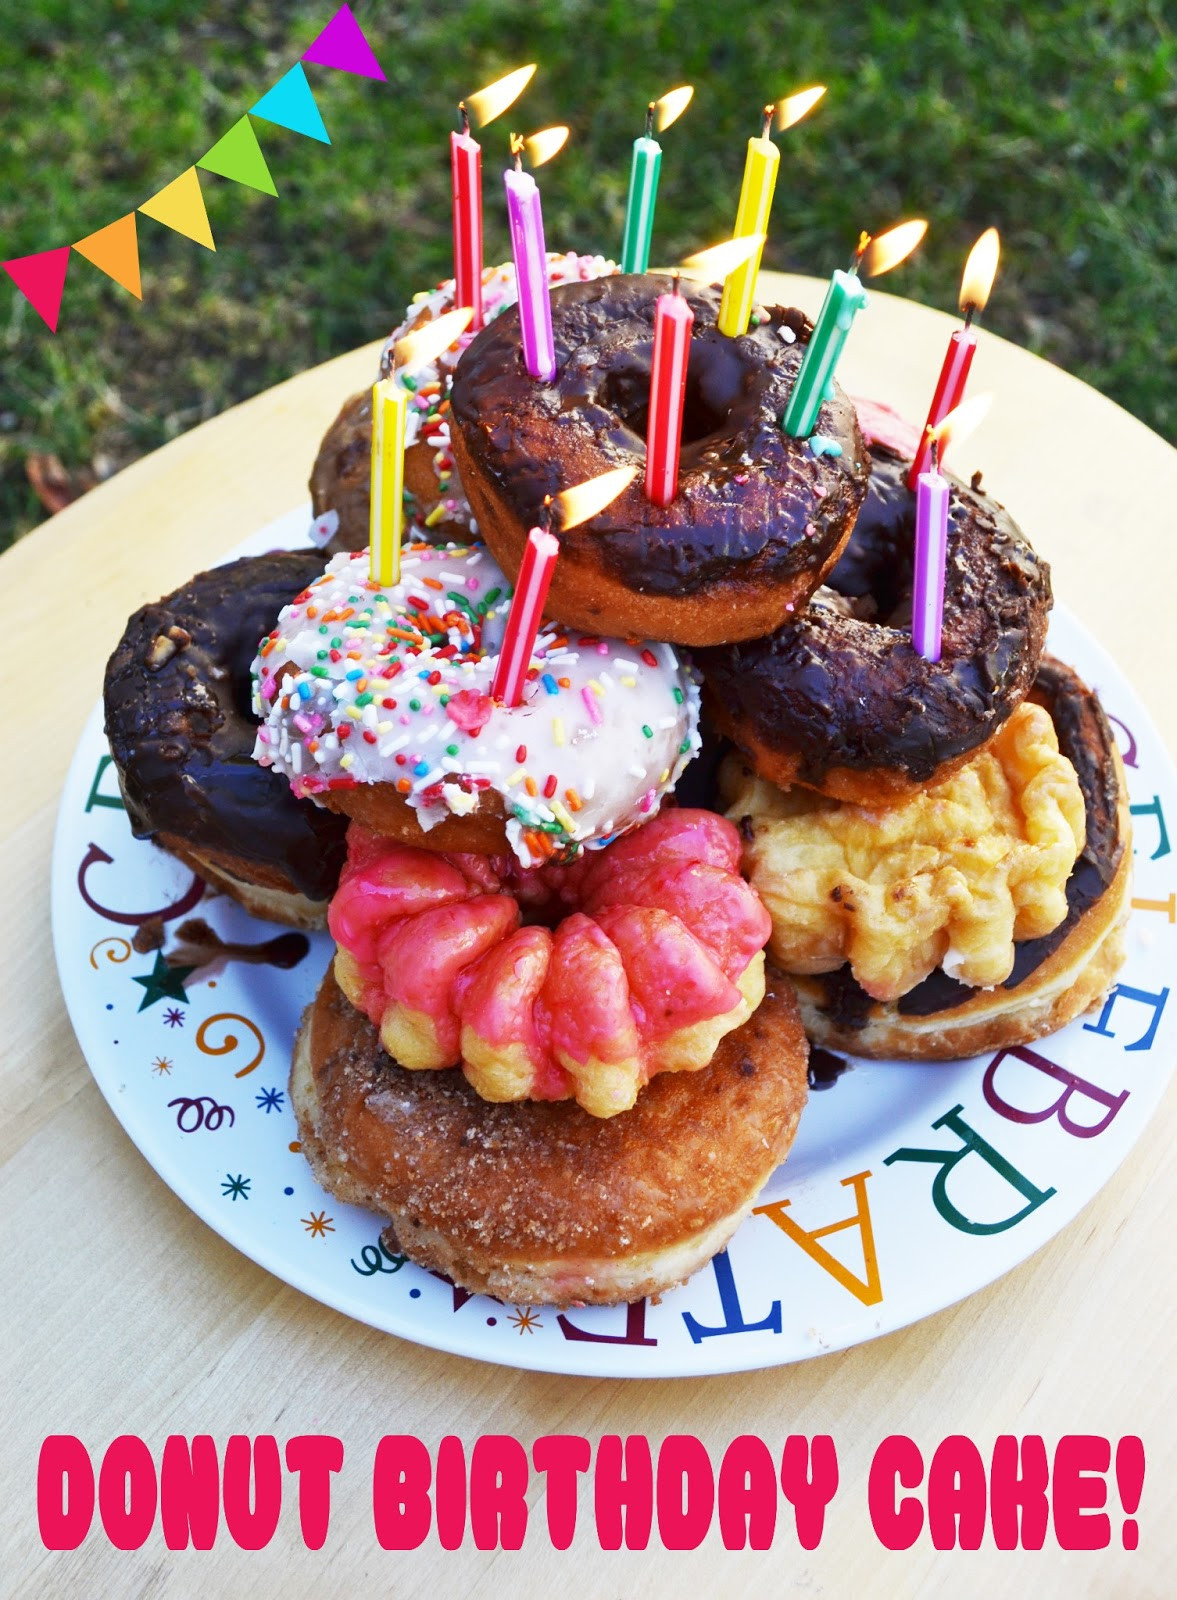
[3,273,1175,1597]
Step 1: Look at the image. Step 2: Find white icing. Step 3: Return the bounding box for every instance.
[252,543,701,867]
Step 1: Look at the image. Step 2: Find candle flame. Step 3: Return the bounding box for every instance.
[464,64,536,128]
[393,307,474,374]
[653,84,694,132]
[680,234,766,282]
[776,84,826,131]
[859,219,928,278]
[516,125,570,167]
[554,465,638,531]
[960,226,1000,314]
[929,392,993,459]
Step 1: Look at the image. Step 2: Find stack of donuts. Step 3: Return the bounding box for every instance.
[103,251,1132,1308]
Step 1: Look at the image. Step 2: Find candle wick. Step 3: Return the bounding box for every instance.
[542,494,556,533]
[509,131,525,171]
[672,269,681,296]
[930,433,940,471]
[646,102,655,138]
[761,103,774,139]
[850,231,871,274]
[962,301,977,330]
[459,101,470,135]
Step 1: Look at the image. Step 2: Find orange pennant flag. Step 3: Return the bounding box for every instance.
[73,214,143,299]
[139,167,216,251]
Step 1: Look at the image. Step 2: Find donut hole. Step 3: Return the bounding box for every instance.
[595,336,758,453]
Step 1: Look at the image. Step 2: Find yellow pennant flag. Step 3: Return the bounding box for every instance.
[73,213,143,299]
[139,167,216,251]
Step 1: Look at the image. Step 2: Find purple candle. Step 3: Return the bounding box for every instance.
[912,445,950,663]
[504,158,556,382]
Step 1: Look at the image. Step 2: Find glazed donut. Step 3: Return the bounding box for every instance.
[104,553,349,929]
[726,658,1131,1060]
[311,254,619,553]
[291,961,808,1306]
[251,543,701,867]
[448,274,870,647]
[697,443,1053,805]
[329,807,771,1118]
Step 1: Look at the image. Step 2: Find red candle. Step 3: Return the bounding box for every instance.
[645,275,694,506]
[492,524,559,706]
[451,105,483,330]
[908,228,1000,486]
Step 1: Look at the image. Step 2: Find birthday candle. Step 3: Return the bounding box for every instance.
[620,85,693,274]
[504,128,568,382]
[912,446,950,662]
[645,275,693,505]
[782,219,927,439]
[492,526,559,705]
[908,228,1000,486]
[718,87,825,339]
[450,109,484,329]
[369,378,407,587]
[451,66,537,332]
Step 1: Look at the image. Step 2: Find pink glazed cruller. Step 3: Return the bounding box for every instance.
[329,809,772,1118]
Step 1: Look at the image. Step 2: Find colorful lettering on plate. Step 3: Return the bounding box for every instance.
[884,1105,1056,1235]
[982,1044,1129,1138]
[680,1250,782,1344]
[754,1170,882,1307]
[1083,983,1169,1052]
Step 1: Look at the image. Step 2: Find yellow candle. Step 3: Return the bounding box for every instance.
[718,126,779,337]
[369,377,407,587]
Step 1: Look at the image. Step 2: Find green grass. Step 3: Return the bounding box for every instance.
[2,0,1174,550]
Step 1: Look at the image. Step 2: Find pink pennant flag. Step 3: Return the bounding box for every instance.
[301,4,386,80]
[2,246,71,331]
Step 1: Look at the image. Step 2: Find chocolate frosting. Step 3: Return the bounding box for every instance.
[698,445,1052,782]
[448,274,869,597]
[104,553,347,902]
[808,656,1125,1024]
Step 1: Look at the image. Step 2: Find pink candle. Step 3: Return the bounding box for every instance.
[645,277,693,506]
[492,525,559,705]
[451,106,484,330]
[912,444,950,663]
[504,159,556,382]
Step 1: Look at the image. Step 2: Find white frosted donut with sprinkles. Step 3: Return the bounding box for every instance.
[251,543,702,868]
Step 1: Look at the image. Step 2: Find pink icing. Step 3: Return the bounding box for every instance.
[327,810,772,1104]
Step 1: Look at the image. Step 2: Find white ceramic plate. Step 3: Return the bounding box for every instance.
[52,506,1177,1377]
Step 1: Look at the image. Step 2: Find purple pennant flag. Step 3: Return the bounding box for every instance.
[301,5,386,81]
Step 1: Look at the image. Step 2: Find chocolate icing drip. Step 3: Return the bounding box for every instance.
[449,274,869,597]
[698,445,1052,782]
[810,656,1124,1025]
[104,553,348,903]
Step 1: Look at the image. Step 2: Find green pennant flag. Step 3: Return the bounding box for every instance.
[197,117,278,196]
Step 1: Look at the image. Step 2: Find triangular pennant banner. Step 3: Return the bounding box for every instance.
[302,4,386,80]
[139,167,216,251]
[198,117,278,196]
[250,63,331,144]
[73,213,143,299]
[2,246,71,331]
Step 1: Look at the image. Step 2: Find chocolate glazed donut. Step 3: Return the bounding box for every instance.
[792,657,1132,1060]
[698,444,1053,804]
[104,553,348,929]
[448,274,870,646]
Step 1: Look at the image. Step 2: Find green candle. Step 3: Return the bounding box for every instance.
[621,110,662,273]
[781,268,868,437]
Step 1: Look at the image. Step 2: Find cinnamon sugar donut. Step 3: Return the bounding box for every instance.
[291,962,808,1307]
[104,553,348,929]
[448,274,870,646]
[698,443,1052,805]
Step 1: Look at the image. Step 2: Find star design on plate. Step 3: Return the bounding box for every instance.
[302,1210,335,1238]
[508,1306,543,1335]
[151,1056,173,1075]
[221,1173,251,1201]
[256,1087,285,1113]
[163,1007,186,1028]
[132,952,196,1013]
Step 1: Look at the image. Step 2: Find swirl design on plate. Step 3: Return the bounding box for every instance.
[168,1095,236,1133]
[89,936,132,969]
[195,1012,265,1078]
